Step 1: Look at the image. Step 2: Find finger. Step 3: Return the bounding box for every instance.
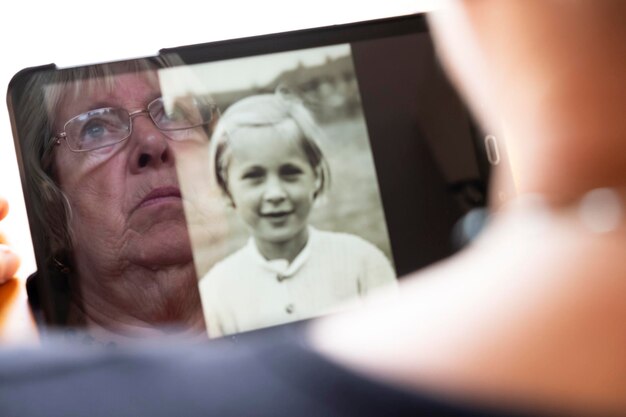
[0,198,10,245]
[0,197,8,221]
[0,244,20,284]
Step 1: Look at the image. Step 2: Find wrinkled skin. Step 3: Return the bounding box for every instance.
[52,71,208,338]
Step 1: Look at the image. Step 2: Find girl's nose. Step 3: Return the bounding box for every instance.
[263,177,287,204]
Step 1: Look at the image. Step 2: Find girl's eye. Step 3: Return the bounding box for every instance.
[280,164,304,179]
[241,168,265,181]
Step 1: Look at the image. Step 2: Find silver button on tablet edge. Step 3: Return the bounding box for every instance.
[484,134,501,165]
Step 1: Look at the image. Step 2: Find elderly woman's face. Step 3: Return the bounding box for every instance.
[52,71,207,273]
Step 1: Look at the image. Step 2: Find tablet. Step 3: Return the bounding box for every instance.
[7,14,509,342]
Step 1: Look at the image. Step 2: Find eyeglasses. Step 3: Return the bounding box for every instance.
[53,97,216,152]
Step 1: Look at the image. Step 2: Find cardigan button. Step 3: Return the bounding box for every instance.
[285,304,295,314]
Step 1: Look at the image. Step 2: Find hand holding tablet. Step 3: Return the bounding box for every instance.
[0,198,20,284]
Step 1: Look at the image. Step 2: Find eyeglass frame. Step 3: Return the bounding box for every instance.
[51,96,217,153]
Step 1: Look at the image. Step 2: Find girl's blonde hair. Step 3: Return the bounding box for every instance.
[209,90,330,201]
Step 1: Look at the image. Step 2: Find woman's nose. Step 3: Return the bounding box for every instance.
[263,177,287,204]
[128,115,174,172]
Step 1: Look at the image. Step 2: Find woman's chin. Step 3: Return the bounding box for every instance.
[128,225,195,268]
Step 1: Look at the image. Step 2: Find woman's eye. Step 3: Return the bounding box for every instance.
[67,108,128,150]
[153,98,201,128]
[163,106,184,122]
[80,119,112,141]
[84,122,106,137]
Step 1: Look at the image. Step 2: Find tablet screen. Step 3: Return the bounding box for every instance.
[8,14,492,341]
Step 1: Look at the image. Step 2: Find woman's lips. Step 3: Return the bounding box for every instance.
[136,186,182,210]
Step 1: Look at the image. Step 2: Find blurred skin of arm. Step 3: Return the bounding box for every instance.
[0,198,20,284]
[312,1,626,415]
[429,0,626,202]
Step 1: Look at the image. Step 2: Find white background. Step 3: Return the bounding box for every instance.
[0,1,438,277]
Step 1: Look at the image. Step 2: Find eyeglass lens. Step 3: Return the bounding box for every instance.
[63,97,213,152]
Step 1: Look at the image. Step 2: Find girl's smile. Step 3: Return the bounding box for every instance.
[226,125,320,257]
[260,209,295,218]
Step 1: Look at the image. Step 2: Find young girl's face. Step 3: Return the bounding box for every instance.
[226,126,320,247]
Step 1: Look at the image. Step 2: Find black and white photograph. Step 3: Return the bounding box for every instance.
[161,44,397,337]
